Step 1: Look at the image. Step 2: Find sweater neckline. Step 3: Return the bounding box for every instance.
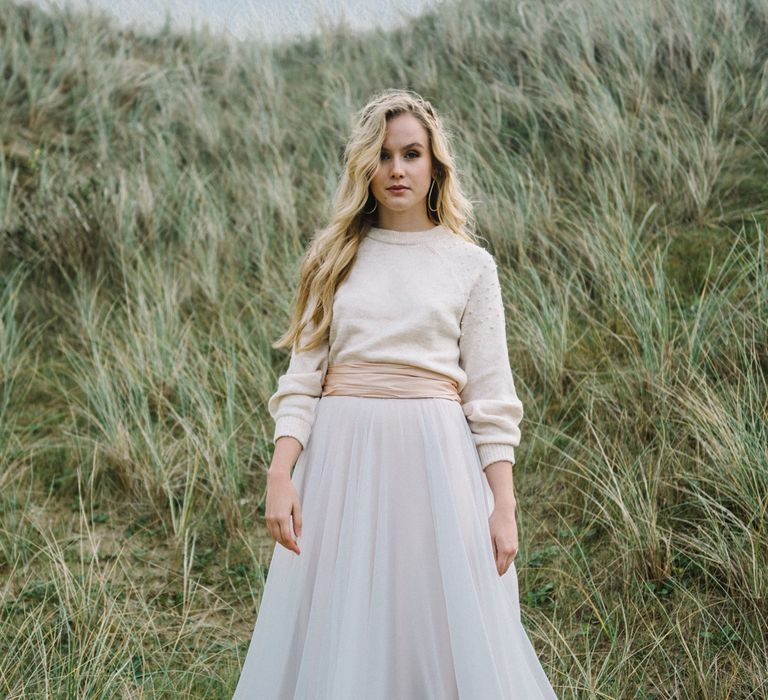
[365,223,449,246]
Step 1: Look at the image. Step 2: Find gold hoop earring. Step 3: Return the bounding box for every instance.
[363,196,378,214]
[427,178,439,213]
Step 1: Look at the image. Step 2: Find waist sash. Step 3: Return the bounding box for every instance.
[321,361,461,402]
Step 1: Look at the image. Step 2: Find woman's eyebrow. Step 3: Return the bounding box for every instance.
[381,142,424,151]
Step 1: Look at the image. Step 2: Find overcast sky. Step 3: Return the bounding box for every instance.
[18,0,445,44]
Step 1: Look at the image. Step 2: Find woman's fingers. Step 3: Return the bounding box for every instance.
[265,512,298,553]
[489,507,519,575]
[494,536,506,575]
[494,534,518,575]
[264,475,303,555]
[293,503,302,538]
[279,517,300,554]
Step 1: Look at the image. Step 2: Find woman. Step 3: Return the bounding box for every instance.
[232,88,558,699]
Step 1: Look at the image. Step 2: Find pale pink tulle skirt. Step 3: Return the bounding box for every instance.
[232,395,558,699]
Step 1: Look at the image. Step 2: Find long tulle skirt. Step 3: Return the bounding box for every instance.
[232,395,558,699]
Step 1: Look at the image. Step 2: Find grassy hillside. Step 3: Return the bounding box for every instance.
[1,0,767,696]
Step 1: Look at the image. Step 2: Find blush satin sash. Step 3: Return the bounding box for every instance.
[321,361,461,403]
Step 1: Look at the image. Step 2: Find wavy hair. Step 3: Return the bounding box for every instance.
[274,88,479,352]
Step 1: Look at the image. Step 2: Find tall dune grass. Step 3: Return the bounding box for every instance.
[1,0,766,696]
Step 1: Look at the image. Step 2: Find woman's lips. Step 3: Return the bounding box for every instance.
[388,186,408,193]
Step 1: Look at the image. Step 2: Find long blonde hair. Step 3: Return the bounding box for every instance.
[275,88,479,352]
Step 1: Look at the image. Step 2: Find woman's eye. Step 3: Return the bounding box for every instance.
[380,151,420,159]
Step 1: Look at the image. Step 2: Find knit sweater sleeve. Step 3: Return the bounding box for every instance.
[267,299,330,450]
[458,252,524,470]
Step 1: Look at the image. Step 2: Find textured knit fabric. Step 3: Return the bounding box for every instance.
[267,223,524,470]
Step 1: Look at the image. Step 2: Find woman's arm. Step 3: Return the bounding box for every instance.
[458,250,524,502]
[484,460,516,507]
[267,298,330,476]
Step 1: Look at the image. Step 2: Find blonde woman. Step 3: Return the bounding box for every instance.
[232,88,558,699]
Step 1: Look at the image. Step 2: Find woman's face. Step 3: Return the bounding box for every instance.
[369,112,435,220]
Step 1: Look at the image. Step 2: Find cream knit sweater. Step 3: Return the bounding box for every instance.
[267,223,524,470]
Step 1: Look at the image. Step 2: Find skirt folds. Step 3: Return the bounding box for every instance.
[232,395,557,700]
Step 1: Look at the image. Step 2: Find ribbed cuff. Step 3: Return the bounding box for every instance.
[273,415,313,450]
[478,443,516,470]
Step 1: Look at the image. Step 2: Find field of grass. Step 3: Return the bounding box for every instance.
[1,0,767,697]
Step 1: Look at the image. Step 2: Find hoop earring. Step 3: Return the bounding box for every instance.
[427,178,439,213]
[363,196,378,214]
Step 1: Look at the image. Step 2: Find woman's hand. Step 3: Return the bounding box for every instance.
[265,470,303,555]
[488,502,518,576]
[484,459,518,575]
